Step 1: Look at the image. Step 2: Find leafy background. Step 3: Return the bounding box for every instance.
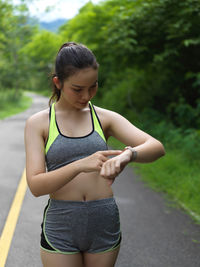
[1,0,200,220]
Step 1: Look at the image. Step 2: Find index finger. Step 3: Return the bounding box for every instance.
[100,150,122,156]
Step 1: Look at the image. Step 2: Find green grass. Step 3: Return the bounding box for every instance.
[136,151,200,217]
[0,91,32,120]
[108,137,200,223]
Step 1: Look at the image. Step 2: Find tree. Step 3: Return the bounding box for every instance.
[0,0,38,95]
[21,30,63,91]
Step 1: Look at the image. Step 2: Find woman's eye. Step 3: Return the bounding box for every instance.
[72,88,81,92]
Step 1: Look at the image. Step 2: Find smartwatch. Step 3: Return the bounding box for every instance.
[124,146,137,161]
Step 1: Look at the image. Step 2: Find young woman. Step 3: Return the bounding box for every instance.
[24,42,165,267]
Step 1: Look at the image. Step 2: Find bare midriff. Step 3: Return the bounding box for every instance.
[50,172,114,201]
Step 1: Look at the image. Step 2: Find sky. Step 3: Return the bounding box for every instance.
[13,0,102,22]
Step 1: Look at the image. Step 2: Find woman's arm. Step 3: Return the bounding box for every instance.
[95,108,165,178]
[102,108,165,162]
[24,112,121,197]
[108,110,165,162]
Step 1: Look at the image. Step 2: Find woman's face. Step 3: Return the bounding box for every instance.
[54,68,98,109]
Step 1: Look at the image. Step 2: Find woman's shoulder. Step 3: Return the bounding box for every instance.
[93,105,121,121]
[25,108,49,132]
[92,105,123,135]
[93,104,132,134]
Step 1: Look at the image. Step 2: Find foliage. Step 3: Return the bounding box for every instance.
[0,89,32,119]
[0,0,38,94]
[1,0,200,128]
[136,148,200,219]
[1,0,200,218]
[59,0,200,130]
[20,30,63,91]
[108,134,200,220]
[2,0,199,129]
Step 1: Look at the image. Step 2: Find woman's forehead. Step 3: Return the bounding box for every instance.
[68,68,98,85]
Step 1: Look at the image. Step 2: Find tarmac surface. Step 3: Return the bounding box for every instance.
[0,93,200,267]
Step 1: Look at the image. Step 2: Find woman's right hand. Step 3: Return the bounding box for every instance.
[80,150,122,173]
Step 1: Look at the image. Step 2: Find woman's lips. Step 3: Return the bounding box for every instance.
[79,102,88,105]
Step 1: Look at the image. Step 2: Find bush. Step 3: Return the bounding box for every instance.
[0,89,22,109]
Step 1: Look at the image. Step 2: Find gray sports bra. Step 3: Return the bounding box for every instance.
[45,102,108,171]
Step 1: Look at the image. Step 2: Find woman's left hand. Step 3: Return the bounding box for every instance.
[100,149,132,185]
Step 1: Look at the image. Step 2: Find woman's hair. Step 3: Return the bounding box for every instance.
[49,42,99,105]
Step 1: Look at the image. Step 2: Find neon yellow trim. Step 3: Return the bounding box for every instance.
[40,246,80,255]
[45,103,59,154]
[88,204,121,255]
[43,200,79,255]
[90,232,121,254]
[89,102,106,143]
[45,102,106,154]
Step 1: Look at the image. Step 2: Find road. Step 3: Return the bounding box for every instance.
[0,93,200,267]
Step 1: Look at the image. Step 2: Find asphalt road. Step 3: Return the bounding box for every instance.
[0,93,200,267]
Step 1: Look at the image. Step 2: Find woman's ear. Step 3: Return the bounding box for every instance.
[53,76,61,89]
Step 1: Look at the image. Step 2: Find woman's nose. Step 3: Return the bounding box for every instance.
[82,91,90,101]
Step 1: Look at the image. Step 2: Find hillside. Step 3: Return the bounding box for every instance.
[40,19,67,32]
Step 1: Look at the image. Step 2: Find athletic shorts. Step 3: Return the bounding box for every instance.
[40,197,121,254]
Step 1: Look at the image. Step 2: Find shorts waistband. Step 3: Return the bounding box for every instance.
[49,197,116,208]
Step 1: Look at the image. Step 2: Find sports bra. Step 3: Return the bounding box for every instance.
[45,102,108,171]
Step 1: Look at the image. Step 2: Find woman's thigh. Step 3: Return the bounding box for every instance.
[40,248,83,267]
[83,246,120,267]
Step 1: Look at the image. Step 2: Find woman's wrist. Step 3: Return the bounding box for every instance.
[124,146,137,162]
[121,148,132,162]
[77,158,88,173]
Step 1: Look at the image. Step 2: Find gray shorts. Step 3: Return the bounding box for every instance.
[40,197,121,254]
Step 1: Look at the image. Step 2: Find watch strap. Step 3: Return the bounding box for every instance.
[125,146,137,161]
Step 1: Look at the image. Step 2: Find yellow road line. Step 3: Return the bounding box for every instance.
[0,169,27,267]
